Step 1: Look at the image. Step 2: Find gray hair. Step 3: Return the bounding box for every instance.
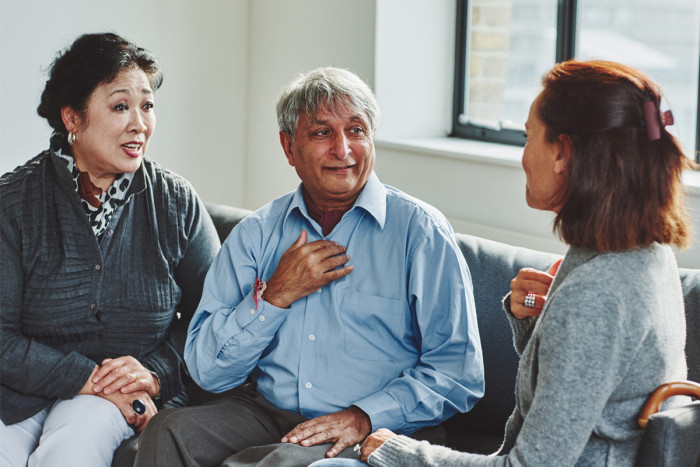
[276,67,380,138]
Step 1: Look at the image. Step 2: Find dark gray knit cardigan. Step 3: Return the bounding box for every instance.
[0,151,220,425]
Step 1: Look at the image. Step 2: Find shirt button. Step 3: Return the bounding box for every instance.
[90,303,97,310]
[258,315,265,322]
[305,382,312,389]
[249,309,256,315]
[316,288,322,294]
[225,342,230,347]
[309,334,316,341]
[107,229,114,236]
[94,264,101,271]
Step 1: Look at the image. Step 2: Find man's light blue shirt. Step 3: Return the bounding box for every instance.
[185,173,484,434]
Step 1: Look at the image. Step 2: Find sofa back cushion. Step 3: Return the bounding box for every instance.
[681,269,700,382]
[205,203,252,244]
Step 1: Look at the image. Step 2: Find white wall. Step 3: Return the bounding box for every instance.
[2,0,698,267]
[243,0,376,210]
[374,0,455,139]
[0,0,248,205]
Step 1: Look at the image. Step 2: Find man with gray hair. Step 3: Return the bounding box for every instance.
[135,67,484,466]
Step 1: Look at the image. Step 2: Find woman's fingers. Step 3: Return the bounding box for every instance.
[547,258,563,276]
[92,356,149,394]
[509,259,562,319]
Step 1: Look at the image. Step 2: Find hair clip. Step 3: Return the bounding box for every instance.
[643,100,674,141]
[660,110,674,127]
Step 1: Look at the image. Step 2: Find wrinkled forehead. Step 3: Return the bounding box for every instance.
[106,68,153,91]
[309,96,370,126]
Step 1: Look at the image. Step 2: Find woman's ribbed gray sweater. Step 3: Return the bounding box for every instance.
[369,245,687,466]
[0,151,220,425]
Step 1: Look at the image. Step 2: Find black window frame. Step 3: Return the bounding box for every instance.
[451,0,700,164]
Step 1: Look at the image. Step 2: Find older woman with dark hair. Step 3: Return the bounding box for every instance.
[313,60,696,467]
[0,33,219,466]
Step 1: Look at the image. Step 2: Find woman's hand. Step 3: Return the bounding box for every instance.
[359,428,397,462]
[99,390,157,432]
[509,259,562,319]
[91,356,160,398]
[78,364,157,432]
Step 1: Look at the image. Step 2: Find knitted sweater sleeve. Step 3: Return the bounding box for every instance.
[502,293,538,355]
[369,435,506,467]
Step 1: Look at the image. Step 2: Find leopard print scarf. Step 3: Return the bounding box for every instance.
[50,132,134,239]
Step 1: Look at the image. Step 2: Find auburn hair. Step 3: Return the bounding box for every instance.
[537,60,696,251]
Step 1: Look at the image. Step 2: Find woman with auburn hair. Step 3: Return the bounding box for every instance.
[312,60,696,466]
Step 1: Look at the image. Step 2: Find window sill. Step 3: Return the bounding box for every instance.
[375,136,700,196]
[376,136,523,169]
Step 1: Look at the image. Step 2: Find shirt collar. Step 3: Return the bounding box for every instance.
[284,171,387,231]
[352,172,386,228]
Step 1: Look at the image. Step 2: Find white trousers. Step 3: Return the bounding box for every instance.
[0,394,134,467]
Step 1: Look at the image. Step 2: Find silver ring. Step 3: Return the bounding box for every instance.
[524,292,537,308]
[353,443,361,457]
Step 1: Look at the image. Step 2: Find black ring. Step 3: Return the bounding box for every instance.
[132,399,146,415]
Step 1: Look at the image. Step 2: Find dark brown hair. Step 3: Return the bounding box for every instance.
[538,60,696,251]
[37,32,163,135]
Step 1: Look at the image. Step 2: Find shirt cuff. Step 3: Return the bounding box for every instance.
[354,390,404,433]
[232,292,287,337]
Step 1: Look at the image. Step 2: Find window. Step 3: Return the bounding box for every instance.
[452,0,700,163]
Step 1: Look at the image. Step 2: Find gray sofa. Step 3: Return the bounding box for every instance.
[204,203,700,463]
[112,202,699,466]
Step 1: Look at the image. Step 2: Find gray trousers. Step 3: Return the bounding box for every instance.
[134,386,356,467]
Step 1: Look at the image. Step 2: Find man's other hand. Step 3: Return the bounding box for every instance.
[281,405,371,458]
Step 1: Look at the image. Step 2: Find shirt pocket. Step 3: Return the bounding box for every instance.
[339,290,406,362]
